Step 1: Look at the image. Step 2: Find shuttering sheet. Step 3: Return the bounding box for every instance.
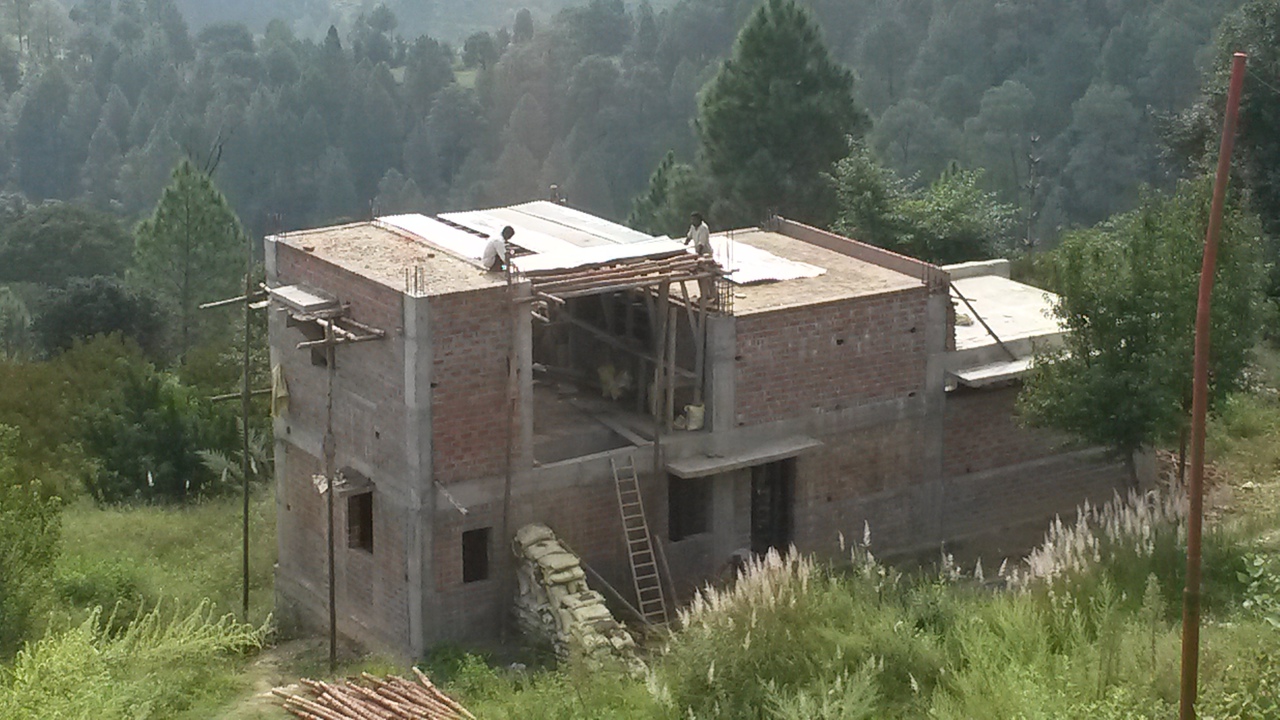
[951,357,1035,387]
[513,238,691,274]
[380,203,826,282]
[683,235,826,285]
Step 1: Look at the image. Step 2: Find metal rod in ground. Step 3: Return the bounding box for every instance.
[242,238,252,621]
[1179,50,1247,720]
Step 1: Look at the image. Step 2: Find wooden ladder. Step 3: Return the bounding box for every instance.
[611,452,669,626]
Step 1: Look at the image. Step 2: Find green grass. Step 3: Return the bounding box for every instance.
[0,603,266,719]
[51,490,277,629]
[0,491,281,719]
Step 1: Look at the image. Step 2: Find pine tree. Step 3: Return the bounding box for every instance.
[133,160,246,357]
[697,0,866,227]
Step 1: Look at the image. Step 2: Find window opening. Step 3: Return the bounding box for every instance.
[347,492,373,552]
[462,527,491,582]
[668,476,711,541]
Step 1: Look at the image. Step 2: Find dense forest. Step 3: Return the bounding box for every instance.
[0,0,1249,244]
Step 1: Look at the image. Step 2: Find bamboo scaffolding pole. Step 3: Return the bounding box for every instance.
[525,254,696,285]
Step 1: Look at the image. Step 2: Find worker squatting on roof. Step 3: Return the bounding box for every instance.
[483,225,515,272]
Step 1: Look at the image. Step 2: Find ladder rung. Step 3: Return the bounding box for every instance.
[639,588,663,597]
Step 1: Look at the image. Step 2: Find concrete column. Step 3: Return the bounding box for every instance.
[920,286,952,545]
[516,285,535,469]
[403,293,434,656]
[711,472,740,562]
[705,314,736,445]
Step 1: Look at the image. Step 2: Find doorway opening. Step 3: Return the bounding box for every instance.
[750,458,795,555]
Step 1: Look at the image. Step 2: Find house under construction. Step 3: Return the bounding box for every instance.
[264,201,1137,659]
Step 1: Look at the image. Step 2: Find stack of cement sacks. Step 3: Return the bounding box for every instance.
[512,524,639,669]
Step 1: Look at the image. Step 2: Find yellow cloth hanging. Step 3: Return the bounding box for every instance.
[271,364,289,417]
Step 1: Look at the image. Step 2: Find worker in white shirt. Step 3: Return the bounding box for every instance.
[685,212,717,304]
[685,211,711,256]
[483,226,515,272]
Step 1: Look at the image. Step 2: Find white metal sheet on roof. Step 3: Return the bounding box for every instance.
[508,201,655,245]
[706,235,826,285]
[513,238,689,274]
[437,209,584,254]
[376,214,489,263]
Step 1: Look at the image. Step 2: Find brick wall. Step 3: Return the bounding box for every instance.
[942,451,1128,540]
[429,287,519,485]
[275,440,412,653]
[793,415,929,555]
[273,243,409,482]
[271,243,412,654]
[943,384,1071,477]
[429,466,642,642]
[734,287,930,426]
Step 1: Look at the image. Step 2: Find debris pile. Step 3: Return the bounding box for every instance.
[512,523,638,666]
[273,668,474,720]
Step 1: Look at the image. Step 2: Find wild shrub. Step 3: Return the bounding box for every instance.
[52,555,148,626]
[79,357,238,503]
[0,425,62,657]
[0,601,264,719]
[0,335,143,496]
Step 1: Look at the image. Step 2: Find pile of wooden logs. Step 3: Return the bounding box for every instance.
[273,668,475,720]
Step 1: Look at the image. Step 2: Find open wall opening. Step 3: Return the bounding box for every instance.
[751,459,795,555]
[529,282,712,464]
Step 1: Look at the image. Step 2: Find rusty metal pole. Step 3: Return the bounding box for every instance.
[1179,51,1247,720]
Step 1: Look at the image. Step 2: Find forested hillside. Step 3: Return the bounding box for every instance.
[0,0,1246,246]
[170,0,680,42]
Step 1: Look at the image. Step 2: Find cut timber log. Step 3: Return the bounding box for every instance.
[273,670,472,720]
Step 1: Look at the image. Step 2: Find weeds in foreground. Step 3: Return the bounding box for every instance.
[0,602,266,719]
[443,485,1278,720]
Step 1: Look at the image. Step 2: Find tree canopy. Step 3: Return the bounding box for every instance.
[133,160,245,356]
[0,203,132,287]
[697,0,864,227]
[1018,180,1263,478]
[834,149,1016,264]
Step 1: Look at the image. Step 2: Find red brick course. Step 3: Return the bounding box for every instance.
[734,287,930,426]
[943,384,1072,477]
[430,288,520,485]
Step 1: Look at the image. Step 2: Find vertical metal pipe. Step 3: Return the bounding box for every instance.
[1179,51,1247,720]
[241,251,252,621]
[324,322,337,673]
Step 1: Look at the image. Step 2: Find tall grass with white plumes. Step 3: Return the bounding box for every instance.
[998,487,1251,618]
[1007,488,1186,589]
[677,547,813,631]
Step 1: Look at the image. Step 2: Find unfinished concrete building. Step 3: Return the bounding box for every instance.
[264,202,1133,659]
